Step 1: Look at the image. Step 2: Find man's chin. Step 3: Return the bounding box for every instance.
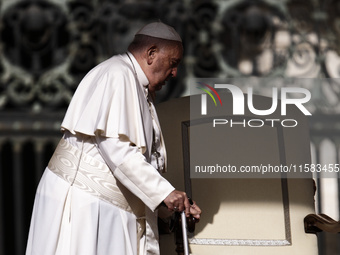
[149,82,165,92]
[156,83,165,91]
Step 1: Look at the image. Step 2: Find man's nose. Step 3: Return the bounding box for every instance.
[171,67,178,78]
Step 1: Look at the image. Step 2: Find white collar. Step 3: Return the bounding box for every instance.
[125,52,149,98]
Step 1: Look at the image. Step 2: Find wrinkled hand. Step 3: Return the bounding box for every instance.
[163,190,201,220]
[189,200,201,221]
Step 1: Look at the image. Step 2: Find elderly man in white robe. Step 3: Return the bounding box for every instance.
[26,22,201,255]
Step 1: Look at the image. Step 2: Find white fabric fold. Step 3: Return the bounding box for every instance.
[26,169,139,255]
[115,153,174,211]
[95,135,174,212]
[61,54,151,154]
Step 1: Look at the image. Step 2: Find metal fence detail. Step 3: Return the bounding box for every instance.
[0,0,340,254]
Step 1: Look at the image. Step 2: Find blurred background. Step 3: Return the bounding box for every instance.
[0,0,339,254]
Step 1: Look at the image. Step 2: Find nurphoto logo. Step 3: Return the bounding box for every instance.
[196,83,312,128]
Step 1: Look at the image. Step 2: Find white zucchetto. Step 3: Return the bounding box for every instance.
[135,22,182,42]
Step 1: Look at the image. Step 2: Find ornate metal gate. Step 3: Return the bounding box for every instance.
[0,0,339,254]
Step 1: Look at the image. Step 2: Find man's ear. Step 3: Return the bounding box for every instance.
[146,46,157,65]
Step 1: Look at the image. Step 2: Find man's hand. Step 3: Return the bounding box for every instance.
[189,200,201,221]
[163,190,201,219]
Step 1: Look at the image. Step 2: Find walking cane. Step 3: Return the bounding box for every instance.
[181,211,190,255]
[168,198,196,255]
[181,197,195,255]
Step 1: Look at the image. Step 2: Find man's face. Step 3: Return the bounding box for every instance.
[147,44,183,93]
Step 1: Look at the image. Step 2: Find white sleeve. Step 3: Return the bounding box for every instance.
[95,135,175,211]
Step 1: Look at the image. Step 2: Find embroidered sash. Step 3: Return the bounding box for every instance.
[48,138,145,218]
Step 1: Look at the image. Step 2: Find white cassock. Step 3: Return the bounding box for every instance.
[26,52,175,255]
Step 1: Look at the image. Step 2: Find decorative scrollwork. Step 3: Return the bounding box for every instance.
[0,0,339,113]
[1,1,70,75]
[0,0,187,110]
[0,0,72,111]
[212,0,288,77]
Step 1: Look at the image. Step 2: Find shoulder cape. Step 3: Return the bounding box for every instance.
[61,55,152,154]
